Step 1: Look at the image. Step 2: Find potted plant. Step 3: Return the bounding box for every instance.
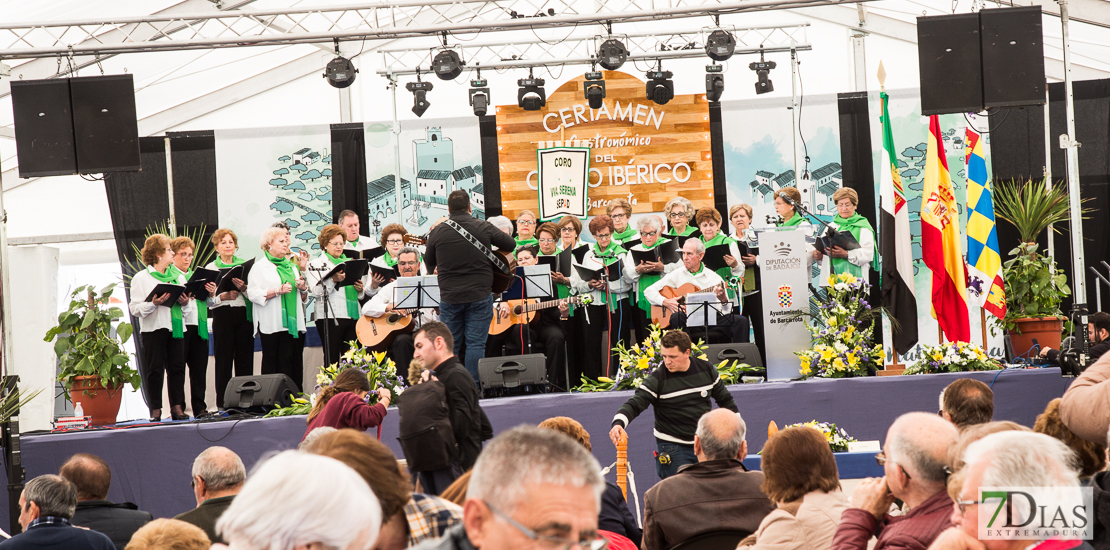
[993,177,1085,355]
[44,283,141,426]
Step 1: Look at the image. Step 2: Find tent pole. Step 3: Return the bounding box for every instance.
[390,73,404,227]
[1059,0,1086,303]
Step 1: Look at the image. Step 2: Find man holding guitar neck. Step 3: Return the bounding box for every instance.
[361,247,436,375]
[644,239,750,343]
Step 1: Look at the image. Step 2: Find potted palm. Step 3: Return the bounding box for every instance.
[993,177,1084,356]
[44,283,141,426]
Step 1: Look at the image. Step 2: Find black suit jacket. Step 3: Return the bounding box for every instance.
[71,501,153,550]
[174,495,235,545]
[0,523,115,550]
[599,482,642,546]
[433,356,491,470]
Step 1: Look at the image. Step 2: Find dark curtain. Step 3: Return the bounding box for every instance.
[168,131,219,251]
[479,114,502,217]
[710,102,729,225]
[330,123,368,227]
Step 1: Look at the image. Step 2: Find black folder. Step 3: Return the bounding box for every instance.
[215,259,256,295]
[620,238,642,252]
[369,262,400,282]
[344,246,387,261]
[814,230,862,255]
[702,243,734,272]
[570,244,590,264]
[675,229,703,248]
[574,262,622,282]
[145,283,187,305]
[324,259,370,289]
[184,268,220,300]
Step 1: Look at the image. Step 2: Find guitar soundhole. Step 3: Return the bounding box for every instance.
[387,313,401,323]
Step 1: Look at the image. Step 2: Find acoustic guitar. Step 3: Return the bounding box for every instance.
[650,282,725,329]
[488,295,591,335]
[355,311,414,349]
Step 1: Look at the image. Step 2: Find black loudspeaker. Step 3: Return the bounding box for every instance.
[478,353,547,389]
[980,6,1045,109]
[703,343,763,370]
[70,75,141,173]
[917,13,983,115]
[224,374,298,412]
[10,79,77,178]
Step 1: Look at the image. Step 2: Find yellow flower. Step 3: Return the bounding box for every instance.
[373,351,387,364]
[828,317,838,327]
[819,346,836,362]
[799,356,809,369]
[844,326,855,339]
[846,352,859,366]
[827,275,837,287]
[833,358,847,371]
[646,347,655,358]
[637,357,650,371]
[598,376,613,383]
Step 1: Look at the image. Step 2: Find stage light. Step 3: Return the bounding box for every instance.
[323,56,358,88]
[406,79,433,117]
[705,30,736,62]
[705,64,724,102]
[518,71,546,111]
[749,50,776,95]
[598,38,628,71]
[433,50,463,80]
[469,78,490,116]
[645,69,674,105]
[584,71,606,109]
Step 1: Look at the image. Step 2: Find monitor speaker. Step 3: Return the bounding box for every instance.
[702,343,763,370]
[478,353,547,389]
[917,13,983,115]
[224,374,298,412]
[10,79,77,178]
[980,6,1045,109]
[70,75,141,173]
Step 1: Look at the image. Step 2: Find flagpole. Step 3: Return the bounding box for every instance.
[980,308,988,351]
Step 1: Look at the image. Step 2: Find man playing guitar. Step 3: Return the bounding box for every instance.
[361,247,437,377]
[644,239,750,343]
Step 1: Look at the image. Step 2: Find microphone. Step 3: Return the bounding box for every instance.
[777,191,800,209]
[778,191,837,235]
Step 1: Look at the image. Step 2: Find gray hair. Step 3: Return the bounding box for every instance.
[683,238,706,255]
[665,197,694,219]
[259,226,287,251]
[192,447,246,492]
[636,215,662,233]
[696,410,747,461]
[217,451,380,550]
[886,412,958,485]
[23,475,77,519]
[299,427,338,451]
[488,216,513,234]
[397,247,421,261]
[467,426,605,515]
[964,431,1080,490]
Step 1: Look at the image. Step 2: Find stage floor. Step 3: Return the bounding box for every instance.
[0,367,1072,530]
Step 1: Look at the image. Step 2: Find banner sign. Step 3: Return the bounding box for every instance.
[536,146,590,220]
[759,226,812,381]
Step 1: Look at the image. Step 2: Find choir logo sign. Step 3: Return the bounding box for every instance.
[777,285,793,308]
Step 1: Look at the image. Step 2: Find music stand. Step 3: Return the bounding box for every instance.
[395,276,440,313]
[685,294,733,344]
[500,266,555,354]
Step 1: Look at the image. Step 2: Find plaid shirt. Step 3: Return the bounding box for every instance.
[406,493,463,546]
[28,516,72,529]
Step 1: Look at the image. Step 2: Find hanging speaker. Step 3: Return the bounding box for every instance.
[70,75,141,174]
[10,79,77,178]
[980,6,1045,109]
[917,13,983,115]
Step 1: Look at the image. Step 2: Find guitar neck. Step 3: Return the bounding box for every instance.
[523,298,565,313]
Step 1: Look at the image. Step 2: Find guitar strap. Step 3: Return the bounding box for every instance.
[443,219,510,274]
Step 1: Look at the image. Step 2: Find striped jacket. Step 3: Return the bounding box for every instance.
[612,356,738,445]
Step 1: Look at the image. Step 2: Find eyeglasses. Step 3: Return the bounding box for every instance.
[594,233,611,239]
[668,212,687,219]
[641,231,659,238]
[518,220,536,226]
[539,238,558,244]
[876,451,912,481]
[386,239,405,245]
[610,213,627,220]
[956,499,982,514]
[561,227,577,232]
[485,502,609,550]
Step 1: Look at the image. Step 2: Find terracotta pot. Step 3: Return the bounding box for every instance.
[69,376,123,426]
[1007,317,1064,360]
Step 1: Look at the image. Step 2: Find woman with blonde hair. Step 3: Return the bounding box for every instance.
[169,236,217,419]
[515,210,539,249]
[812,187,876,280]
[607,199,639,245]
[246,226,308,391]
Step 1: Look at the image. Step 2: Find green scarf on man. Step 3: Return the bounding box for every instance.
[214,256,253,322]
[830,213,876,277]
[149,266,185,339]
[266,251,300,337]
[325,252,360,318]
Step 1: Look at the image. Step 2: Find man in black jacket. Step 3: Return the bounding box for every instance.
[1040,311,1110,365]
[413,321,493,495]
[2,475,114,550]
[173,446,245,544]
[424,190,517,387]
[60,454,151,550]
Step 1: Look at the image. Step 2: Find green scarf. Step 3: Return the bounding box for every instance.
[515,236,539,250]
[383,252,399,268]
[214,255,253,322]
[831,213,876,277]
[266,251,300,337]
[348,237,361,249]
[325,252,360,318]
[781,213,805,227]
[701,232,737,300]
[668,225,696,237]
[149,266,185,339]
[635,238,666,314]
[612,227,638,244]
[184,269,209,341]
[592,241,625,312]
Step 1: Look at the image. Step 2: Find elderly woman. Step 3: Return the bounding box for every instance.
[246,226,308,392]
[729,204,764,357]
[665,196,697,237]
[624,216,680,338]
[169,236,217,419]
[215,451,381,550]
[607,198,639,245]
[306,224,367,368]
[205,229,253,411]
[557,215,584,252]
[573,215,634,379]
[812,187,876,280]
[696,208,745,300]
[551,217,587,382]
[129,234,194,422]
[515,210,539,249]
[739,426,849,550]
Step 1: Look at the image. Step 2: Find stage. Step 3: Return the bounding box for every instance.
[0,367,1072,531]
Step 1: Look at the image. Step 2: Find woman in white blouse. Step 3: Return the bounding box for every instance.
[129,234,194,422]
[205,228,253,411]
[305,224,366,368]
[247,226,308,392]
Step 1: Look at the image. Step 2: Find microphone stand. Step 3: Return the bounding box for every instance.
[778,192,838,238]
[313,266,335,367]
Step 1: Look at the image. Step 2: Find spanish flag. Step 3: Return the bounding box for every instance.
[921,115,970,342]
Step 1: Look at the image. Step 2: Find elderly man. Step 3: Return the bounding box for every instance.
[833,412,959,550]
[411,425,607,550]
[930,431,1095,550]
[60,454,152,550]
[644,238,749,343]
[0,475,114,550]
[173,446,246,545]
[939,379,994,430]
[641,409,774,550]
[363,247,438,372]
[338,209,376,253]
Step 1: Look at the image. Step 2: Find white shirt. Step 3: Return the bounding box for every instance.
[643,264,734,314]
[129,266,195,333]
[305,254,369,320]
[622,242,681,289]
[345,236,379,253]
[246,257,307,335]
[818,225,876,284]
[361,279,440,327]
[571,245,635,305]
[205,260,248,310]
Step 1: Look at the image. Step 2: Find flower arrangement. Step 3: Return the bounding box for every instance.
[574,325,759,392]
[903,341,1002,375]
[796,273,885,379]
[264,340,405,417]
[785,420,858,453]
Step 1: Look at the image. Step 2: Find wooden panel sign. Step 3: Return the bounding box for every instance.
[496,70,714,220]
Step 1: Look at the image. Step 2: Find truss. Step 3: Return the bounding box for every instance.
[0,0,863,60]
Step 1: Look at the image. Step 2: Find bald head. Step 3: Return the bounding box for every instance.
[59,454,111,501]
[695,409,748,461]
[886,412,958,487]
[192,446,246,493]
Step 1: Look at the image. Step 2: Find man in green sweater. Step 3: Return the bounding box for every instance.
[609,330,739,479]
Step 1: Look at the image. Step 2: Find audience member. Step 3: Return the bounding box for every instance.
[410,425,605,550]
[173,447,245,545]
[216,451,380,550]
[0,474,114,550]
[298,426,338,451]
[538,416,642,546]
[309,429,463,549]
[944,421,1030,477]
[740,426,849,550]
[1034,397,1107,479]
[930,431,1094,550]
[641,409,773,550]
[1040,311,1110,365]
[1061,350,1110,445]
[303,367,391,440]
[832,412,958,550]
[60,454,153,550]
[939,379,994,430]
[439,471,471,507]
[124,519,210,550]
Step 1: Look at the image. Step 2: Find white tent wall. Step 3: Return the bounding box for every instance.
[9,245,59,432]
